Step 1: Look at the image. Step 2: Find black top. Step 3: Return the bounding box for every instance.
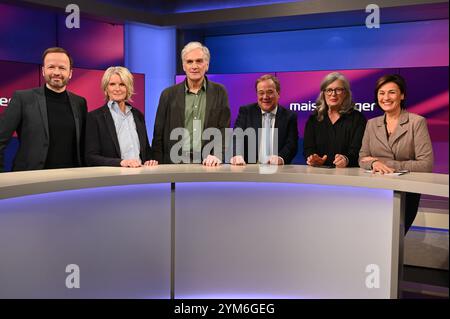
[44,86,78,169]
[303,109,367,167]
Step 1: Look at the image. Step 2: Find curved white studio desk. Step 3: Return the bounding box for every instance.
[0,165,448,299]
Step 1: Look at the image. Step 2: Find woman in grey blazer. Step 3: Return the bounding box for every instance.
[359,74,434,233]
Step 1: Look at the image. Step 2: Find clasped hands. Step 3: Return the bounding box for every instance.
[306,153,348,168]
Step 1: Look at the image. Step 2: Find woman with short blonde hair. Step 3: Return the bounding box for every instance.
[101,66,135,102]
[85,66,157,168]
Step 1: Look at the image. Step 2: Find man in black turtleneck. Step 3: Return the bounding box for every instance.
[0,47,87,172]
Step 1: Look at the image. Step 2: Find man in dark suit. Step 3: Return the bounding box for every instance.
[152,41,230,166]
[0,47,87,172]
[230,74,298,165]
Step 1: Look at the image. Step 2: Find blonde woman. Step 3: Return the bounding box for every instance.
[85,66,157,167]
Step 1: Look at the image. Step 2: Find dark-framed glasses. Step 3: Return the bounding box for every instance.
[324,87,345,95]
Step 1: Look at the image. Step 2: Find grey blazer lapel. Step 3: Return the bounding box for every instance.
[374,115,390,150]
[388,111,408,148]
[35,87,49,139]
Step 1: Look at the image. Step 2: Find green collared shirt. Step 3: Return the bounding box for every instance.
[183,79,207,152]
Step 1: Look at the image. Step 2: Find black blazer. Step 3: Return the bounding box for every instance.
[152,77,231,164]
[0,86,87,172]
[85,104,152,166]
[233,103,299,164]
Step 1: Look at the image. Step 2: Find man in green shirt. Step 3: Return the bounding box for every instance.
[152,42,230,165]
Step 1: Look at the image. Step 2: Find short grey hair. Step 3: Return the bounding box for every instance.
[315,72,354,122]
[181,41,210,63]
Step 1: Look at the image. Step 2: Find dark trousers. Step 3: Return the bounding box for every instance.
[405,192,421,234]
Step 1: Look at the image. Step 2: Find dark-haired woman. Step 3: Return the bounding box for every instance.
[359,74,433,233]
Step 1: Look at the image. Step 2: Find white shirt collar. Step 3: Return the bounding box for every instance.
[107,100,132,115]
[261,105,278,116]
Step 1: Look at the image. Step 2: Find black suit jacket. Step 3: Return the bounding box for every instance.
[233,103,299,164]
[85,104,152,166]
[152,77,231,164]
[0,86,87,172]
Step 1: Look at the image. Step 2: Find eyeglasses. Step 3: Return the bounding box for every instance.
[324,87,345,95]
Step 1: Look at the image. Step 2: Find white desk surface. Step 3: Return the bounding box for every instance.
[0,164,448,199]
